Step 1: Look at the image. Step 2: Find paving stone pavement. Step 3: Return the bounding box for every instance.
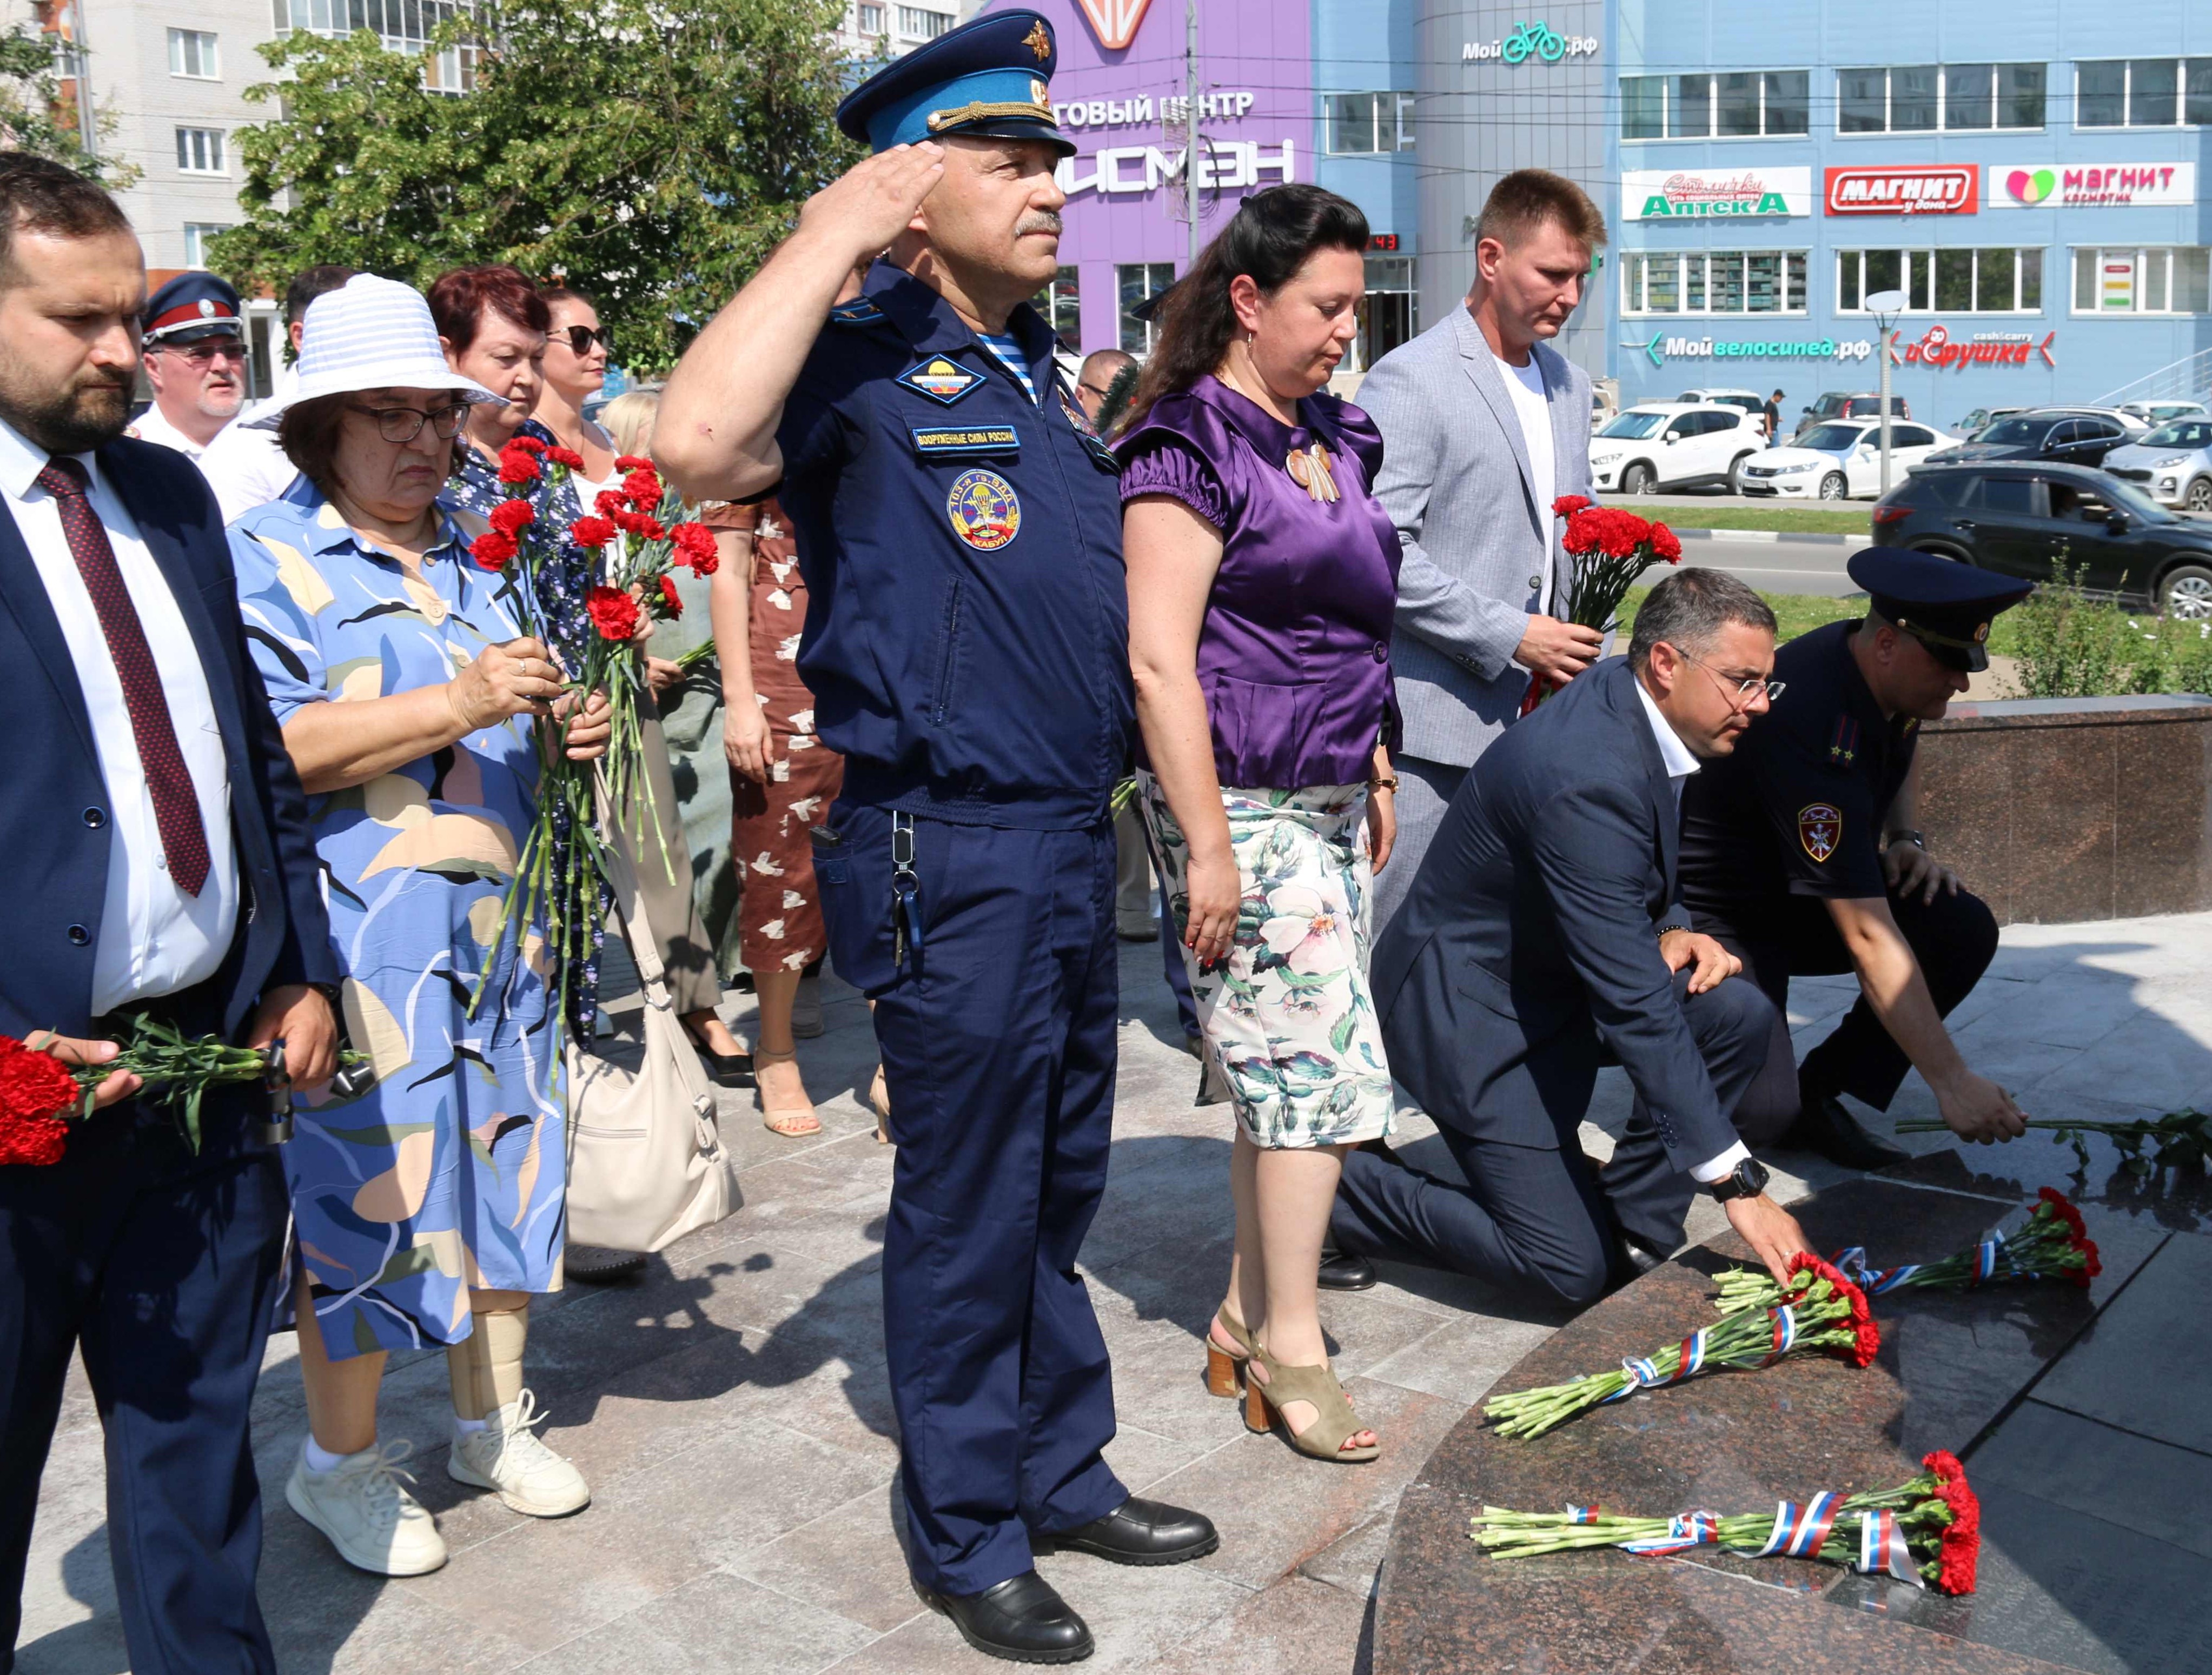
[15,911,2212,1675]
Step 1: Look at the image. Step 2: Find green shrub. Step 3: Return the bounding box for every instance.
[2009,559,2212,699]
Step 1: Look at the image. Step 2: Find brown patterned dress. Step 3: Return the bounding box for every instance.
[723,498,843,975]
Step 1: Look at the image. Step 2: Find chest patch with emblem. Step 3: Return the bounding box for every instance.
[946,468,1021,551]
[1798,802,1842,863]
[911,424,1019,460]
[897,356,985,406]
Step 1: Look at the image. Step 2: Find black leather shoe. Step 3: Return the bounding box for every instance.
[1606,1237,1667,1293]
[1317,1249,1377,1291]
[1784,1092,1911,1171]
[926,1573,1093,1664]
[1048,1497,1218,1567]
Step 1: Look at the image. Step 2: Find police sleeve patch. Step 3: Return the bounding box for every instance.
[1798,802,1842,863]
[896,356,986,405]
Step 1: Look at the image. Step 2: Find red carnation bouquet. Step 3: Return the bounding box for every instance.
[1482,1255,1877,1439]
[1714,1189,2101,1311]
[466,444,721,1020]
[1522,495,1683,714]
[1471,1450,1980,1594]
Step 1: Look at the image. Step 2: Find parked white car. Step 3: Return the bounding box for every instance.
[1589,403,1767,495]
[1737,418,1958,500]
[2102,417,2212,511]
[2116,400,2207,429]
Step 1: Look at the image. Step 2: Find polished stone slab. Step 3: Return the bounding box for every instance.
[1373,1178,2168,1675]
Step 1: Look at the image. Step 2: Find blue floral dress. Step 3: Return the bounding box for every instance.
[231,482,566,1359]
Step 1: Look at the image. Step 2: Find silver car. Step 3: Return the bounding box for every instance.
[2101,417,2212,512]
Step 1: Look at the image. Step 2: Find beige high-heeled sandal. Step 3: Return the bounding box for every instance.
[1243,1339,1380,1463]
[1203,1304,1256,1399]
[756,1048,820,1138]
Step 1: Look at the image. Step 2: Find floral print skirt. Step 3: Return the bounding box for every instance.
[1137,774,1396,1150]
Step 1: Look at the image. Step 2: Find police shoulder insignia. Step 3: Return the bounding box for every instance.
[829,298,884,327]
[946,468,1021,551]
[897,356,986,405]
[1798,802,1842,864]
[1827,714,1859,767]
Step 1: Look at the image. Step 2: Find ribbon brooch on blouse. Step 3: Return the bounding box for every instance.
[1284,442,1340,503]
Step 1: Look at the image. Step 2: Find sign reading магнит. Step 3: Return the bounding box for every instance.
[1823,165,1978,215]
[1986,163,2195,209]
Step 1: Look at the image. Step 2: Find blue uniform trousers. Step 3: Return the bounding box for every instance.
[817,805,1126,1596]
[0,1098,288,1673]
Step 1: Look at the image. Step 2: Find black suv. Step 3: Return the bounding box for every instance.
[1871,463,2212,618]
[1921,410,2132,468]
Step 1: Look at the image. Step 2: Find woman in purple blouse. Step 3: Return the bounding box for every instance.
[1122,186,1401,1465]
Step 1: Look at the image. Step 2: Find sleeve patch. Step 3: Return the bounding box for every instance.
[1798,803,1842,863]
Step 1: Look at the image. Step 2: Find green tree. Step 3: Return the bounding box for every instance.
[212,0,862,373]
[0,25,140,188]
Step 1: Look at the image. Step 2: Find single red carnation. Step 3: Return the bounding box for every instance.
[568,515,618,548]
[496,449,541,486]
[2075,1239,2102,1286]
[611,509,666,541]
[0,1034,85,1166]
[1923,1450,1965,1484]
[658,575,683,617]
[505,435,546,455]
[470,530,518,571]
[1552,494,1593,518]
[614,454,654,472]
[587,584,641,641]
[1934,1474,1981,1594]
[672,521,717,566]
[621,467,663,509]
[1650,521,1683,563]
[1595,509,1652,559]
[2037,1187,2088,1239]
[1851,1319,1882,1367]
[543,444,586,470]
[489,498,536,537]
[594,489,630,517]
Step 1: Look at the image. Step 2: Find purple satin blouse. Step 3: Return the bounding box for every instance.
[1120,376,1400,790]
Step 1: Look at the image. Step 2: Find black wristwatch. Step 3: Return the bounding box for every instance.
[1886,829,1927,850]
[1708,1155,1770,1203]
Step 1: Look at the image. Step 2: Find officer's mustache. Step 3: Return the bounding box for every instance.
[1016,211,1063,237]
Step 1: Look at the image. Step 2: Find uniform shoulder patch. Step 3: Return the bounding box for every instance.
[897,356,985,405]
[829,298,886,327]
[1798,802,1842,864]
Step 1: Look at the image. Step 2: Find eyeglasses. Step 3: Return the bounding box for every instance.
[1077,381,1115,401]
[155,340,249,366]
[350,401,471,443]
[559,324,611,355]
[1673,648,1786,707]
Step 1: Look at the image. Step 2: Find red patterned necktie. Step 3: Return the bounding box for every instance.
[36,456,210,896]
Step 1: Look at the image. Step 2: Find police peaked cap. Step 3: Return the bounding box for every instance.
[144,272,245,344]
[1847,547,2033,673]
[837,9,1074,157]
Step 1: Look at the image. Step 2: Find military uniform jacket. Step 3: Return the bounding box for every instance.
[1679,619,1918,919]
[770,260,1133,828]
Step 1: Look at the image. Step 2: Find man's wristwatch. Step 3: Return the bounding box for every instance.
[1708,1155,1770,1202]
[1886,829,1927,850]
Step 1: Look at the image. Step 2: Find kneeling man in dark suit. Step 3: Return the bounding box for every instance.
[1332,568,1812,1307]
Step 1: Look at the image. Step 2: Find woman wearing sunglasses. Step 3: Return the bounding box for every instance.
[534,288,621,502]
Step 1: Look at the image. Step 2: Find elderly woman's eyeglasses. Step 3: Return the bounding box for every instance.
[560,324,611,355]
[350,402,471,443]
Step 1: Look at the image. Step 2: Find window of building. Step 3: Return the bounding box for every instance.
[168,29,218,78]
[1030,266,1081,353]
[182,224,229,269]
[1323,91,1416,154]
[175,127,225,174]
[1620,251,1808,315]
[2072,248,2212,314]
[1621,70,1807,139]
[854,2,885,33]
[1117,262,1175,354]
[1838,63,2046,132]
[276,0,479,91]
[2075,59,2212,127]
[896,5,950,39]
[1836,248,2043,313]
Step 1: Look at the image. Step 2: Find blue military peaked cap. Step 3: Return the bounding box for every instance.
[837,8,1074,157]
[1847,547,2033,672]
[144,271,244,344]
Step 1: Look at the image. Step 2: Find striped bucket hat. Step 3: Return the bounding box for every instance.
[243,273,502,429]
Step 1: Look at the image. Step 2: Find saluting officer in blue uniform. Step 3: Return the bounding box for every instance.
[658,10,1215,1663]
[1678,549,2034,1166]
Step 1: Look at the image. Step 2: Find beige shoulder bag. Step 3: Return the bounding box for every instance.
[563,841,741,1253]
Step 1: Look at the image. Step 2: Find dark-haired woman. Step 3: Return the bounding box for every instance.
[1122,184,1402,1464]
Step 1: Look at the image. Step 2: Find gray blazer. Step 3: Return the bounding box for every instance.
[1360,305,1594,769]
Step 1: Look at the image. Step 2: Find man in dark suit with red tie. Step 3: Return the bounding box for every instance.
[0,155,339,1674]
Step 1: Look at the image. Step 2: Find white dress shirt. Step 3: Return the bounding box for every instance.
[123,401,224,463]
[1632,674,1750,1185]
[0,418,238,1012]
[198,364,303,524]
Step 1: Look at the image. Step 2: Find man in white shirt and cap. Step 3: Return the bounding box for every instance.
[124,272,248,462]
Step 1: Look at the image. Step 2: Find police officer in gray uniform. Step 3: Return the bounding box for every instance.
[658,12,1214,1665]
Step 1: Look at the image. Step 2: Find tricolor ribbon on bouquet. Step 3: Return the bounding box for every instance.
[1618,1511,1720,1556]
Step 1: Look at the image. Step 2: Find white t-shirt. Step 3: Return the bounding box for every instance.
[1495,348,1556,610]
[199,363,303,523]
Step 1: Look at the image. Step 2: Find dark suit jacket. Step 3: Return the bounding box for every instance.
[0,436,335,1045]
[1370,656,1735,1171]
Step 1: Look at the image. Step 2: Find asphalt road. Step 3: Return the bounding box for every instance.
[1668,530,1859,595]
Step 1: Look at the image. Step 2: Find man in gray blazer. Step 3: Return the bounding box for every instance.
[1362,171,1610,933]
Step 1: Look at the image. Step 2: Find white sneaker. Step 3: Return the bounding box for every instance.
[447,1391,591,1517]
[286,1439,448,1576]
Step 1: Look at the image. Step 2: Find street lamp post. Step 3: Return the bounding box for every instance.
[1866,289,1906,497]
